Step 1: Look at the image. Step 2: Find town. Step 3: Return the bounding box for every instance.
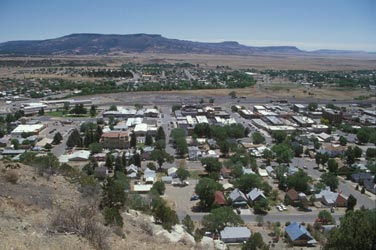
[0,88,375,249]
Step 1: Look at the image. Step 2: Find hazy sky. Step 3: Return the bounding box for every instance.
[0,0,375,51]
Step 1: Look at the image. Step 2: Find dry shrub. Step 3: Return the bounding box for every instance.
[50,205,109,250]
[139,220,153,236]
[5,170,19,184]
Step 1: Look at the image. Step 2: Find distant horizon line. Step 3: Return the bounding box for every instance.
[1,32,375,53]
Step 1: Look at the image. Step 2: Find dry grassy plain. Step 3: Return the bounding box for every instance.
[0,53,375,101]
[1,52,376,71]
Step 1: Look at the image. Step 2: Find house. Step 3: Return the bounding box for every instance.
[0,135,10,147]
[214,191,226,206]
[318,132,332,142]
[161,176,173,184]
[68,150,90,161]
[1,149,26,156]
[126,164,138,174]
[133,184,153,193]
[285,222,317,246]
[222,183,234,191]
[243,167,255,175]
[318,145,346,157]
[258,168,269,177]
[144,168,156,184]
[134,123,148,136]
[188,146,201,160]
[167,167,178,178]
[100,131,130,149]
[285,188,300,206]
[220,167,232,179]
[265,166,275,178]
[220,227,251,243]
[314,188,348,207]
[247,188,266,204]
[228,188,248,207]
[351,173,376,194]
[142,146,154,160]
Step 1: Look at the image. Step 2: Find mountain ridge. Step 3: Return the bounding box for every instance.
[0,33,373,56]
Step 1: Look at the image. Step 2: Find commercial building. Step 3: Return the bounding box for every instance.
[100,131,130,149]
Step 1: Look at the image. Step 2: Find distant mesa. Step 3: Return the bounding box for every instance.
[0,33,371,56]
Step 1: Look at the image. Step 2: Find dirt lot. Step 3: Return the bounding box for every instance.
[164,179,198,212]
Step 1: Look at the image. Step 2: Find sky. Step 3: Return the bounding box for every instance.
[0,0,375,51]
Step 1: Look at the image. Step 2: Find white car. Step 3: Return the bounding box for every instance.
[280,204,287,211]
[276,205,283,212]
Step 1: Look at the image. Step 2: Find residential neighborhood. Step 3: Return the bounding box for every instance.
[0,93,375,249]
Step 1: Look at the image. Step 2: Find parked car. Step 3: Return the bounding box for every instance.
[280,204,287,210]
[276,205,283,212]
[190,195,199,201]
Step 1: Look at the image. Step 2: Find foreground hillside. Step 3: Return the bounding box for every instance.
[0,161,202,250]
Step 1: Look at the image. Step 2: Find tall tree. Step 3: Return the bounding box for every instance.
[202,206,243,232]
[242,232,269,250]
[195,178,222,209]
[52,132,63,144]
[324,210,376,250]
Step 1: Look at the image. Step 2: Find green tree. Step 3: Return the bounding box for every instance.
[286,170,311,193]
[253,198,269,214]
[339,136,347,146]
[366,148,376,159]
[38,108,45,116]
[308,103,318,111]
[202,206,243,232]
[318,210,335,225]
[242,232,269,250]
[252,132,265,144]
[201,158,222,177]
[229,91,237,99]
[176,167,190,182]
[324,210,376,250]
[145,133,153,146]
[193,123,211,138]
[235,174,263,194]
[218,140,230,157]
[89,105,97,117]
[353,146,362,159]
[347,194,357,211]
[151,197,179,231]
[114,156,124,173]
[327,158,338,173]
[130,132,137,148]
[101,177,126,209]
[175,136,188,157]
[321,153,329,166]
[195,178,222,209]
[109,105,117,111]
[155,126,166,141]
[271,143,293,163]
[271,131,287,144]
[88,142,103,154]
[11,139,19,150]
[52,132,63,144]
[66,129,82,148]
[152,181,166,195]
[182,215,195,235]
[105,153,114,169]
[150,149,174,169]
[103,207,123,227]
[345,147,355,165]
